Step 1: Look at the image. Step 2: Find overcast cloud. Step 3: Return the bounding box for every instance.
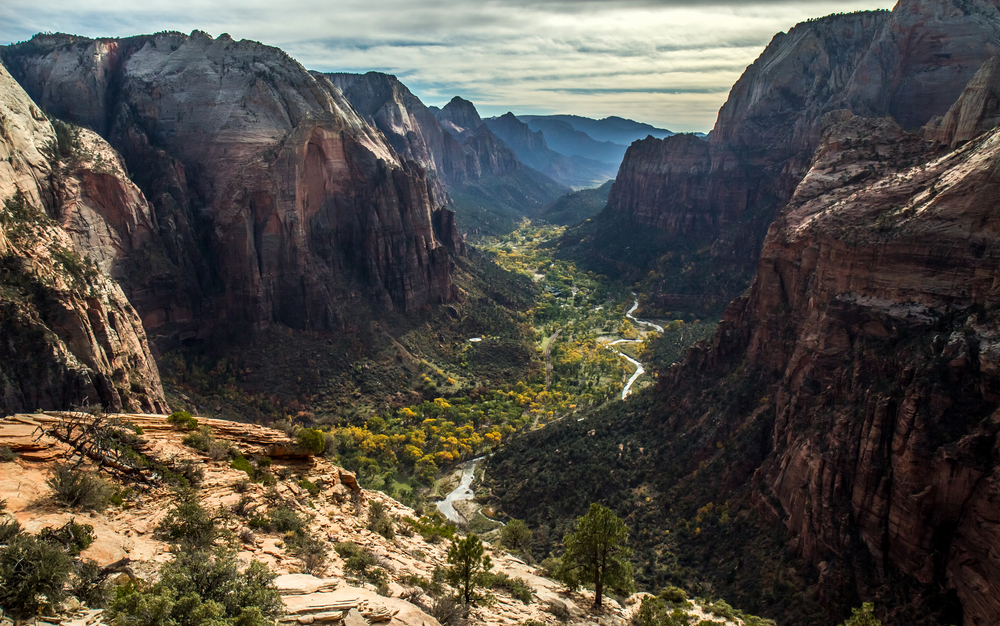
[0,0,896,131]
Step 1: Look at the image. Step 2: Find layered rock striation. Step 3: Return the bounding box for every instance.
[0,61,166,414]
[670,105,1000,623]
[3,32,463,346]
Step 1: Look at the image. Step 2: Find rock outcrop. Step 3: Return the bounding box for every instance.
[0,410,664,626]
[605,134,714,234]
[2,32,462,347]
[0,61,166,415]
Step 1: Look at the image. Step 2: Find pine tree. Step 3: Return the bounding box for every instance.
[556,503,634,608]
[445,533,493,605]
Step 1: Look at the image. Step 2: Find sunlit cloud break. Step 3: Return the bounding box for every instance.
[0,0,896,132]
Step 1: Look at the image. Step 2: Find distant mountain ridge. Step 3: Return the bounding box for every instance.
[519,117,628,165]
[518,114,675,146]
[328,75,570,236]
[484,113,619,188]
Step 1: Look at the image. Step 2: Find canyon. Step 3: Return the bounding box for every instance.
[4,0,1000,624]
[489,3,1000,626]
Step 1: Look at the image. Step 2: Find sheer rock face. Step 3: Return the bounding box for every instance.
[924,56,1000,148]
[327,72,460,195]
[608,1,1000,267]
[676,110,1000,624]
[3,32,460,346]
[605,134,715,234]
[0,62,166,414]
[840,0,1000,130]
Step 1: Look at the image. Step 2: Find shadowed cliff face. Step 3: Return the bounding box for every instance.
[599,1,1000,303]
[2,31,462,347]
[0,61,167,414]
[840,0,1000,130]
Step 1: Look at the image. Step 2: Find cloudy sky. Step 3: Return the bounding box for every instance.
[0,0,896,132]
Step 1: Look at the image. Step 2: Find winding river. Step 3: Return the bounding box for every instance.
[437,296,660,518]
[436,458,481,523]
[607,294,659,399]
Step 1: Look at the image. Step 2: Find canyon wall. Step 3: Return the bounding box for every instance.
[2,32,462,347]
[670,97,1000,623]
[0,61,166,414]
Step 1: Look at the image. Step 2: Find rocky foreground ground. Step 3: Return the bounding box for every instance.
[0,412,753,626]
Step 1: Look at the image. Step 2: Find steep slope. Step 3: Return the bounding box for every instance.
[0,61,166,414]
[328,77,569,237]
[0,410,775,626]
[491,105,1000,625]
[840,0,1000,129]
[486,113,617,189]
[2,32,462,348]
[325,72,463,201]
[569,1,1000,314]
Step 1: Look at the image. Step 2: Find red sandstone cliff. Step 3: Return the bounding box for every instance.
[0,61,166,414]
[603,0,1000,287]
[2,32,462,346]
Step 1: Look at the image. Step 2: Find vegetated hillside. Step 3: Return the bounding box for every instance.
[485,113,618,189]
[447,156,570,238]
[2,32,463,351]
[518,114,674,146]
[489,92,1000,626]
[329,75,569,239]
[534,181,614,227]
[559,1,1000,317]
[0,61,167,415]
